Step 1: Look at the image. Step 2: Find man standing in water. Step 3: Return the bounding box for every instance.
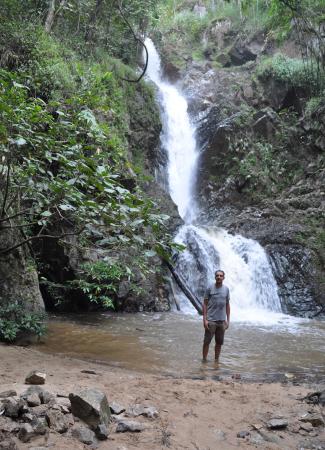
[202,270,230,363]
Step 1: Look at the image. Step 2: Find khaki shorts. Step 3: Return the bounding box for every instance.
[204,321,226,346]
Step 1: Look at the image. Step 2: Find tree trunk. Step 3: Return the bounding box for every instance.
[85,0,104,42]
[45,0,56,33]
[165,260,202,315]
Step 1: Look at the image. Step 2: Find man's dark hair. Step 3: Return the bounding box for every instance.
[215,270,225,276]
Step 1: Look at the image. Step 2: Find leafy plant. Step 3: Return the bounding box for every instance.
[0,300,46,342]
[256,53,322,93]
[69,260,129,308]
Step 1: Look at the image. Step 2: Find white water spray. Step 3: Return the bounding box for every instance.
[144,39,284,323]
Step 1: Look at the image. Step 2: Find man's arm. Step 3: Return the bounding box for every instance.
[225,302,230,329]
[203,298,209,329]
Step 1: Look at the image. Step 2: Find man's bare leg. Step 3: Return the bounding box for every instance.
[202,343,209,362]
[215,344,221,362]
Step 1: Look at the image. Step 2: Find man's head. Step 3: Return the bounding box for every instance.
[215,270,225,286]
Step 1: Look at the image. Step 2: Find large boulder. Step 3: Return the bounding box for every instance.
[69,389,110,430]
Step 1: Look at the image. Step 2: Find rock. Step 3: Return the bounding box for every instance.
[320,391,325,406]
[21,386,44,402]
[288,422,301,433]
[69,389,110,429]
[216,53,231,67]
[18,423,35,443]
[41,390,55,404]
[228,43,257,66]
[250,431,265,445]
[2,397,25,418]
[163,62,181,82]
[116,419,145,433]
[266,418,288,429]
[56,397,71,412]
[26,393,41,407]
[0,416,20,433]
[25,371,46,385]
[237,430,250,438]
[214,429,226,440]
[0,391,17,399]
[253,108,279,139]
[299,412,325,427]
[29,404,48,417]
[59,404,70,414]
[110,402,125,415]
[96,423,109,440]
[0,437,18,450]
[300,422,313,432]
[304,390,325,406]
[46,409,69,433]
[255,429,281,444]
[21,412,34,422]
[231,373,241,380]
[31,417,48,435]
[71,425,97,445]
[117,280,131,299]
[126,404,158,419]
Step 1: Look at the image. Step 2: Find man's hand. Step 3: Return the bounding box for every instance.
[224,321,229,330]
[203,319,209,330]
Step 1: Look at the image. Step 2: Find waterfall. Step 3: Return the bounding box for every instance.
[145,39,199,223]
[144,39,283,322]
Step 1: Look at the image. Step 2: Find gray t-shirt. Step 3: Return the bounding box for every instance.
[204,284,230,321]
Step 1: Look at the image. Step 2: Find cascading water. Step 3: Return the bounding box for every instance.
[145,39,283,323]
[145,39,198,222]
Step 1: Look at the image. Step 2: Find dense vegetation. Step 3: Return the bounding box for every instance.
[0,0,172,341]
[156,0,324,93]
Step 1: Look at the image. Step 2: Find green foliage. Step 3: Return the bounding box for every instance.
[0,0,160,65]
[0,37,173,292]
[0,63,169,234]
[305,96,323,116]
[229,134,300,197]
[69,260,127,308]
[0,301,46,342]
[257,54,322,93]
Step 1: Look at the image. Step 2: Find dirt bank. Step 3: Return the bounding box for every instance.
[0,344,324,449]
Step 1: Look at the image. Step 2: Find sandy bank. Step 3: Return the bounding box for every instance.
[0,344,324,449]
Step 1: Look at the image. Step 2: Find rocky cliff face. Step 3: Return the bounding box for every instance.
[0,230,44,312]
[158,22,324,317]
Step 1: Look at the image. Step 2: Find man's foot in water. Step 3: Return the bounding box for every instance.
[201,358,208,364]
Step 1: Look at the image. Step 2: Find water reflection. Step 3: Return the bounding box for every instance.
[36,312,325,382]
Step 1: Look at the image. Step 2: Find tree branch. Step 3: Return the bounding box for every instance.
[0,209,30,224]
[116,2,148,83]
[1,161,10,219]
[0,227,86,256]
[0,221,39,230]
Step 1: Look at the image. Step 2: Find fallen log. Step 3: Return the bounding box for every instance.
[165,260,202,315]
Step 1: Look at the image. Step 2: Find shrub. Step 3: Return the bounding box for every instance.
[257,54,323,93]
[69,260,129,308]
[0,301,46,342]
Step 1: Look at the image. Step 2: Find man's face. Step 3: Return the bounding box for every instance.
[215,272,224,285]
